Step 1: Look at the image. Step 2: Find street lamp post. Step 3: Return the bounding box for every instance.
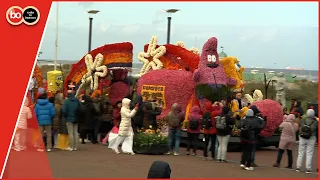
[162,9,179,44]
[87,10,100,53]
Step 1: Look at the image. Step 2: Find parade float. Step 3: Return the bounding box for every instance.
[64,42,134,106]
[133,36,282,151]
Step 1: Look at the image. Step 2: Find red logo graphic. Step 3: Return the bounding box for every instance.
[6,6,23,25]
[6,6,40,26]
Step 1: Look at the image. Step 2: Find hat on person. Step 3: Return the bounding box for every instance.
[246,109,254,117]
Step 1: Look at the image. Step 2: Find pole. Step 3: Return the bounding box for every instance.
[88,17,93,53]
[166,16,171,44]
[54,3,59,71]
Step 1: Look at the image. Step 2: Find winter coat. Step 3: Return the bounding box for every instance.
[62,93,79,123]
[145,102,162,129]
[299,109,318,137]
[119,98,137,136]
[113,108,121,127]
[166,103,185,130]
[279,114,298,149]
[77,95,94,131]
[203,109,220,135]
[35,99,56,126]
[216,106,235,136]
[53,93,64,130]
[103,102,113,123]
[131,95,144,128]
[290,101,304,118]
[237,109,265,143]
[147,161,171,179]
[18,98,32,129]
[92,97,104,119]
[187,106,202,134]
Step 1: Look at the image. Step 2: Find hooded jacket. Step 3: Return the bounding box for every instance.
[166,103,185,129]
[147,161,171,179]
[35,98,56,126]
[279,114,298,143]
[18,97,32,129]
[119,98,137,136]
[62,93,80,123]
[187,106,202,133]
[299,109,318,137]
[237,109,265,143]
[216,106,235,136]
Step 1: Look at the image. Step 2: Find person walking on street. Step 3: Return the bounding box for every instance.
[238,109,265,171]
[13,96,32,151]
[296,109,318,173]
[273,114,298,169]
[186,106,202,156]
[249,105,266,167]
[215,106,235,162]
[35,92,56,152]
[166,103,185,156]
[62,90,80,151]
[91,92,104,144]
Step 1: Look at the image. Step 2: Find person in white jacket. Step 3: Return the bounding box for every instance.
[110,98,138,155]
[13,97,32,151]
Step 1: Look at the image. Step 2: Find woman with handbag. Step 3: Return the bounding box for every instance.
[273,114,299,168]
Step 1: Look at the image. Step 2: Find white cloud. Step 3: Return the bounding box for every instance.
[100,23,111,32]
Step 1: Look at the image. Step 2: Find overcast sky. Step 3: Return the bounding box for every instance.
[39,2,318,70]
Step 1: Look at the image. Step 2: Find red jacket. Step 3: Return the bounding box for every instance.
[203,109,221,135]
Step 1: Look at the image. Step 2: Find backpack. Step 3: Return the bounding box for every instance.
[239,120,254,141]
[189,119,199,130]
[168,112,181,128]
[202,116,213,130]
[300,120,315,139]
[215,116,227,130]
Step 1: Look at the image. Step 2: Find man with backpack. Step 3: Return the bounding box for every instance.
[215,106,235,163]
[296,109,318,173]
[186,106,202,156]
[238,109,265,171]
[166,103,185,156]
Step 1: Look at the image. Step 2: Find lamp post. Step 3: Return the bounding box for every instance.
[162,9,179,44]
[87,10,100,53]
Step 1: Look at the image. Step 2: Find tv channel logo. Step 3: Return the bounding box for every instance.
[6,6,40,26]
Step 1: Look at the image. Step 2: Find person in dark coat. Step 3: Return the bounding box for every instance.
[131,95,145,132]
[100,100,114,141]
[77,95,94,144]
[145,101,162,130]
[249,105,266,167]
[237,109,265,171]
[147,161,171,179]
[91,93,104,144]
[290,100,304,119]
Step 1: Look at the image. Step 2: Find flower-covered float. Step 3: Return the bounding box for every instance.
[133,125,169,154]
[64,42,134,105]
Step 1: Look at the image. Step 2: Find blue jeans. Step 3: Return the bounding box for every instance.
[251,143,256,162]
[168,129,181,153]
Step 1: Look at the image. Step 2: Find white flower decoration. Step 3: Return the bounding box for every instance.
[176,41,200,56]
[76,53,108,97]
[138,36,166,75]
